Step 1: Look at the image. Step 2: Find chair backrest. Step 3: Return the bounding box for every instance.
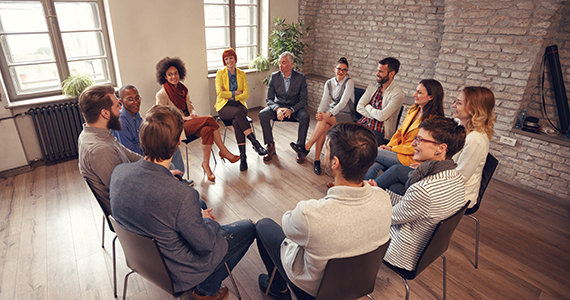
[314,239,391,300]
[466,153,498,215]
[353,86,366,122]
[109,216,176,295]
[84,178,114,232]
[413,201,470,277]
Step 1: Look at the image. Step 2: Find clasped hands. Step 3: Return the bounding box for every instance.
[276,107,292,121]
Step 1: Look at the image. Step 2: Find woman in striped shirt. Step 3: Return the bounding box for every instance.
[370,116,467,271]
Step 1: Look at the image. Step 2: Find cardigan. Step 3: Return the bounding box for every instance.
[280,182,392,296]
[156,85,196,140]
[384,169,465,271]
[214,66,249,111]
[356,81,405,139]
[318,77,355,118]
[387,105,423,166]
[452,130,490,208]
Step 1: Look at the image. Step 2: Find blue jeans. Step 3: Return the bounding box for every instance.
[255,218,315,300]
[364,149,401,180]
[171,148,184,172]
[196,219,256,296]
[375,164,413,195]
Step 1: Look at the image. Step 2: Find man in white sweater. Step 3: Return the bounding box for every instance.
[254,123,392,299]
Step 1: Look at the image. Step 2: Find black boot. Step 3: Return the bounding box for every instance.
[239,145,248,171]
[247,133,267,155]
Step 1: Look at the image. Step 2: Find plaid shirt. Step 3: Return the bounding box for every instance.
[357,86,384,132]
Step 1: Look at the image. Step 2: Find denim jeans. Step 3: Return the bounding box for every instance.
[255,218,315,300]
[196,219,256,296]
[364,149,401,180]
[375,164,413,195]
[171,148,184,172]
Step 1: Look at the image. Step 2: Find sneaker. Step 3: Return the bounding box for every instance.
[258,274,292,300]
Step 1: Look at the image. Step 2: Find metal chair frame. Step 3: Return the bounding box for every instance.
[182,135,216,180]
[216,116,255,144]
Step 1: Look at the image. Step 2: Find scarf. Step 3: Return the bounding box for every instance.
[164,82,188,112]
[404,159,457,191]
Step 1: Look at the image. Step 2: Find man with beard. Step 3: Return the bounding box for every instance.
[78,84,144,213]
[254,122,392,299]
[356,57,405,145]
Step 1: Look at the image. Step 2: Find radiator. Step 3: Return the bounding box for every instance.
[27,101,84,163]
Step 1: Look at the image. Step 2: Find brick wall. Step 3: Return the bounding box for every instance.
[299,0,570,199]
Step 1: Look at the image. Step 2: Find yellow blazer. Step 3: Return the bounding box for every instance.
[387,105,422,166]
[215,67,249,111]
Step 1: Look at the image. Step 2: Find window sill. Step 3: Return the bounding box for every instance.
[206,68,268,79]
[7,94,78,109]
[511,128,570,147]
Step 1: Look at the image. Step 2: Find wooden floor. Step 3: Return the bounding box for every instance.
[1,108,570,300]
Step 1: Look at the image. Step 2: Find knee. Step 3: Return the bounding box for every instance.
[255,218,276,231]
[259,110,272,122]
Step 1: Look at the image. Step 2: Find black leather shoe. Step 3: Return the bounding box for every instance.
[290,142,308,164]
[258,274,292,300]
[240,154,248,171]
[264,142,276,162]
[313,161,321,175]
[247,134,267,155]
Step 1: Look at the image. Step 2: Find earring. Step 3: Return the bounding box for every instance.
[435,152,440,155]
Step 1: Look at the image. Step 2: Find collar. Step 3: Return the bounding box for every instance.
[325,181,376,203]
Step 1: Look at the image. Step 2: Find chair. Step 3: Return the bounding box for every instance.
[353,86,366,122]
[384,202,470,300]
[182,134,216,180]
[464,153,499,268]
[109,216,242,300]
[264,239,391,300]
[83,178,118,298]
[216,116,255,144]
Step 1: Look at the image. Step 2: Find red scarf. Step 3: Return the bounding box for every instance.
[164,82,188,112]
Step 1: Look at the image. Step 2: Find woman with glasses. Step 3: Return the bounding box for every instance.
[371,116,467,271]
[215,48,266,172]
[363,79,445,184]
[290,57,355,175]
[155,57,239,182]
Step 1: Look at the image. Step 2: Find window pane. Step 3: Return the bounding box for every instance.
[1,34,54,64]
[205,27,229,48]
[235,5,256,26]
[55,2,100,31]
[206,49,224,70]
[236,0,257,4]
[235,46,256,65]
[62,32,104,59]
[0,2,47,32]
[236,26,256,46]
[204,0,228,3]
[10,63,60,94]
[69,59,109,82]
[204,5,229,27]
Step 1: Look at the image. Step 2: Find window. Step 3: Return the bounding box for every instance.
[0,0,115,101]
[204,0,258,71]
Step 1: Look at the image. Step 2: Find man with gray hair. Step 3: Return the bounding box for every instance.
[259,51,310,163]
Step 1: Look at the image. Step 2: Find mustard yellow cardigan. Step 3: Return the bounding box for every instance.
[387,105,422,166]
[214,67,249,111]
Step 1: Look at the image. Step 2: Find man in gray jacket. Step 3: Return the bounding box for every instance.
[356,57,405,145]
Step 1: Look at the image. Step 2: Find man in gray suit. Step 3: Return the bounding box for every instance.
[259,51,310,163]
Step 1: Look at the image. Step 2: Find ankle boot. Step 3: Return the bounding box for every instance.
[247,133,267,155]
[239,145,248,171]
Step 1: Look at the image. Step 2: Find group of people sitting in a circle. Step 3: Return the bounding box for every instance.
[77,48,495,300]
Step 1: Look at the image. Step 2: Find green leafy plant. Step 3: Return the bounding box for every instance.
[61,73,95,97]
[249,54,270,72]
[268,17,311,68]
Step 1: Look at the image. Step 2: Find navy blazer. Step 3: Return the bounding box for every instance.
[265,70,308,113]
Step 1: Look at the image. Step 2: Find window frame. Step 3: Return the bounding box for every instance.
[204,0,259,73]
[0,0,116,102]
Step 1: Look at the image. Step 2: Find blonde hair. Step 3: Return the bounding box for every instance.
[462,86,496,140]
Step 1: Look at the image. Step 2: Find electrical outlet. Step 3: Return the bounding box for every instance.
[499,136,517,147]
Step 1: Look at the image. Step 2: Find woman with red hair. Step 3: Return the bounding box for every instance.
[215,48,266,171]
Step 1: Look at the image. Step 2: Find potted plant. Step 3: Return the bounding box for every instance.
[249,54,271,86]
[268,17,311,68]
[61,73,95,97]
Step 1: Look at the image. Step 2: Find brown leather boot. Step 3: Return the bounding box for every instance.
[263,142,276,162]
[192,286,229,300]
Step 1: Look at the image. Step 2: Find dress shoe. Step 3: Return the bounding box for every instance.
[264,142,276,162]
[192,286,229,300]
[219,151,240,164]
[258,274,292,300]
[174,174,195,186]
[201,163,216,182]
[290,142,308,164]
[313,161,321,175]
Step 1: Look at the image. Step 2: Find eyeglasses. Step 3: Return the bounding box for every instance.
[336,67,348,72]
[413,136,441,145]
[123,96,141,103]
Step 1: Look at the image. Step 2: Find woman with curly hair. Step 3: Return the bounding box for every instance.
[215,48,266,172]
[156,56,239,182]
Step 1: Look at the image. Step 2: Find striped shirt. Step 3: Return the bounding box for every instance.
[384,169,465,271]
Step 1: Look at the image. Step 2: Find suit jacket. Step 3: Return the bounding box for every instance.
[265,70,308,113]
[215,66,249,111]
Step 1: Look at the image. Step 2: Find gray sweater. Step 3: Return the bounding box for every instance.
[280,182,392,296]
[110,159,228,293]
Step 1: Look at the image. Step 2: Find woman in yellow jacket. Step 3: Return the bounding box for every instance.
[364,79,445,180]
[215,48,266,171]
